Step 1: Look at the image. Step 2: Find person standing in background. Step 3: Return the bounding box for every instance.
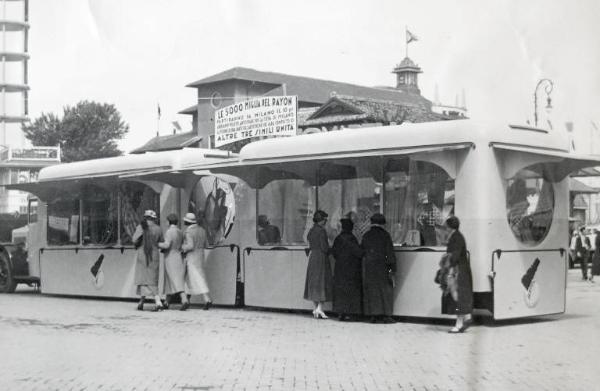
[304,210,333,319]
[159,213,189,311]
[576,227,590,281]
[182,212,213,310]
[331,218,364,321]
[361,213,396,324]
[133,210,164,311]
[591,228,600,282]
[441,216,473,333]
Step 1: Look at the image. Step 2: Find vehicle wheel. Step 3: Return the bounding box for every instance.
[0,252,17,293]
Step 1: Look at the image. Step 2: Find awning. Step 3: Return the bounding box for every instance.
[206,142,473,188]
[119,168,240,188]
[4,181,69,201]
[491,142,600,181]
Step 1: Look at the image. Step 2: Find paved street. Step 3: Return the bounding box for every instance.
[0,270,599,391]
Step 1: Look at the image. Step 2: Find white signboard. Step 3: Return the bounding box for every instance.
[214,96,297,147]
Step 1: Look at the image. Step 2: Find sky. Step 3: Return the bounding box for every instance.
[23,0,600,153]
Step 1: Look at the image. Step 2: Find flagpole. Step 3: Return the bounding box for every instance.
[405,26,408,58]
[156,103,160,137]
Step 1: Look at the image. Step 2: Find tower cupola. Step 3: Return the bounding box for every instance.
[392,57,422,94]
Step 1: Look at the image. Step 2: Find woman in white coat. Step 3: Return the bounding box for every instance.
[158,213,190,311]
[182,212,213,310]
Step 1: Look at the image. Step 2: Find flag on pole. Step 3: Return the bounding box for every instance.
[406,29,418,44]
[157,103,161,120]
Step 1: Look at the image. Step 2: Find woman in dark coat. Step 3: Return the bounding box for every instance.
[361,213,396,323]
[591,229,600,282]
[441,215,473,333]
[304,210,333,319]
[331,218,364,321]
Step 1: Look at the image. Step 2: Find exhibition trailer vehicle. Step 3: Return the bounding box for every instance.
[4,120,600,320]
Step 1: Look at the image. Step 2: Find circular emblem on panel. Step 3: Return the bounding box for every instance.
[523,280,540,308]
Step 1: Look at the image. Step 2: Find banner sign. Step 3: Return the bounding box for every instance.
[214,96,297,147]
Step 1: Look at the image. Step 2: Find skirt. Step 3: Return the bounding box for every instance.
[185,251,210,295]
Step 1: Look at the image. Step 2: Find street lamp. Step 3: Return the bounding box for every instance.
[534,78,554,127]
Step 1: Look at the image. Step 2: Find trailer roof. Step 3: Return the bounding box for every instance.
[236,120,571,164]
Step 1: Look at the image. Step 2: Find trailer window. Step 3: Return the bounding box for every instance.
[47,198,80,245]
[119,182,160,245]
[506,170,554,245]
[384,158,455,247]
[257,169,314,245]
[317,159,381,243]
[81,185,118,245]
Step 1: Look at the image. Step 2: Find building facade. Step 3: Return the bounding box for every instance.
[179,56,465,151]
[0,0,60,215]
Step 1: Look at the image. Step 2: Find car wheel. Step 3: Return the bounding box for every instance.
[0,252,17,293]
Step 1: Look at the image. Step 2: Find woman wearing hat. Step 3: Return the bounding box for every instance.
[303,210,333,319]
[441,216,473,333]
[361,213,396,323]
[331,218,364,321]
[158,213,189,311]
[132,210,164,311]
[182,211,213,310]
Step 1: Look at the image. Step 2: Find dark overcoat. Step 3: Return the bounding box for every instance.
[331,231,364,315]
[441,230,473,315]
[303,224,333,302]
[361,225,396,316]
[593,234,600,276]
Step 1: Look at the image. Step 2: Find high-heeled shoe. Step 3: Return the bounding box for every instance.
[314,310,328,319]
[161,299,169,310]
[180,302,190,311]
[152,304,164,312]
[203,301,212,311]
[136,301,144,311]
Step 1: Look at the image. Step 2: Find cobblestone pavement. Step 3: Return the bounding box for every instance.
[0,270,599,391]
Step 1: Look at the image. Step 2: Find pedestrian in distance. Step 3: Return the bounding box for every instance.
[331,218,364,321]
[304,210,333,319]
[159,213,189,311]
[591,228,600,283]
[133,210,164,311]
[441,216,473,333]
[361,213,396,324]
[576,227,590,281]
[182,212,213,310]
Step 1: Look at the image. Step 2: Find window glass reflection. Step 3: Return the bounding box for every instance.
[506,171,554,244]
[384,158,454,246]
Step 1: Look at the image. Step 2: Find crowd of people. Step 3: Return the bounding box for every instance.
[303,210,472,332]
[131,207,473,333]
[133,210,212,312]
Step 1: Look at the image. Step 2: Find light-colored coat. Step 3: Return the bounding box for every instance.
[182,224,210,295]
[133,221,163,296]
[159,225,186,294]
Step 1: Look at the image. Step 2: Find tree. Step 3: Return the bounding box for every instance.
[23,101,129,162]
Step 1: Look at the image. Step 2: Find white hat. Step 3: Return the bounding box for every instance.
[183,212,197,224]
[143,210,157,219]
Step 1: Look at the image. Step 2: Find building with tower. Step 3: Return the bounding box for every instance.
[170,52,466,152]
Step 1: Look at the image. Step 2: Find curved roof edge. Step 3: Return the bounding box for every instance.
[237,120,571,162]
[37,148,236,182]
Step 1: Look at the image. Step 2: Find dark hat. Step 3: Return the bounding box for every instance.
[370,213,386,225]
[313,210,328,223]
[340,218,354,232]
